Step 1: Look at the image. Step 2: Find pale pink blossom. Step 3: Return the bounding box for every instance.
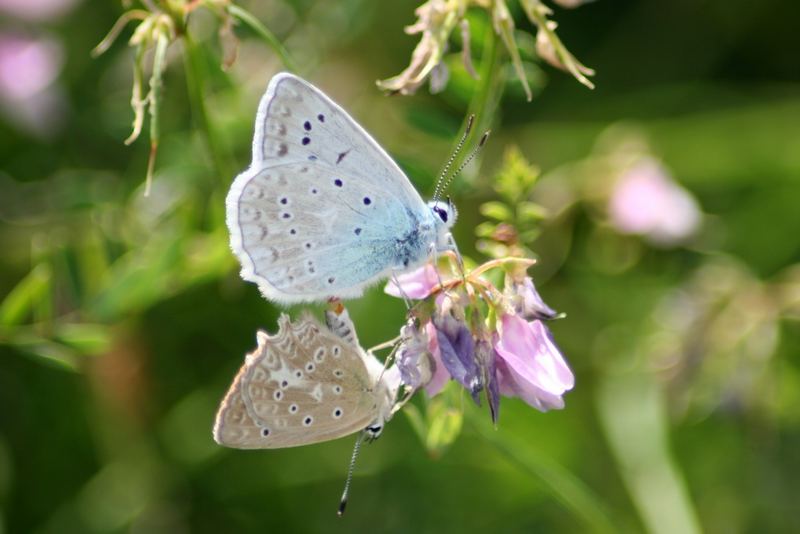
[494,314,574,411]
[609,158,701,245]
[384,263,440,300]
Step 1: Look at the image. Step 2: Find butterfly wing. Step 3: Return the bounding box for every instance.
[213,313,388,449]
[226,73,436,303]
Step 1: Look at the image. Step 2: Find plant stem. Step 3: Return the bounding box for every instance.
[181,31,235,188]
[447,18,503,183]
[227,4,297,73]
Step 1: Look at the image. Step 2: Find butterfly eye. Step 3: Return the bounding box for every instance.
[434,206,448,223]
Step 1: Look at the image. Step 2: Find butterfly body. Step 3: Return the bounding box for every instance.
[227,73,456,304]
[213,312,399,449]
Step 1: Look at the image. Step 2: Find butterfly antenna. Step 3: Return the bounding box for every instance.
[437,129,490,198]
[433,115,475,203]
[338,432,365,517]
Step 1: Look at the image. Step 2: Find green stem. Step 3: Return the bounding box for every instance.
[227,4,297,73]
[144,31,169,197]
[597,371,701,534]
[445,21,503,185]
[181,31,235,187]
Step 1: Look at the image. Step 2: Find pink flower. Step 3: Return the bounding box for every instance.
[608,158,701,245]
[0,33,66,136]
[0,34,62,101]
[494,314,574,412]
[507,275,557,321]
[0,0,80,22]
[423,321,451,397]
[384,263,440,300]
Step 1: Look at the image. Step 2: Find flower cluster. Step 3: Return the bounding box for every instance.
[93,0,296,196]
[378,0,595,101]
[386,256,574,422]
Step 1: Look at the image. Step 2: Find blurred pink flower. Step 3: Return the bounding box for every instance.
[0,32,66,136]
[608,158,701,245]
[385,263,440,300]
[552,0,593,7]
[0,0,80,22]
[494,314,574,411]
[0,34,62,100]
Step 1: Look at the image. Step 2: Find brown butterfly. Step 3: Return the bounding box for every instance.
[213,311,400,449]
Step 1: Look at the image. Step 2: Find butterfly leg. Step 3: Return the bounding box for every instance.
[445,232,466,279]
[426,242,448,291]
[390,384,417,416]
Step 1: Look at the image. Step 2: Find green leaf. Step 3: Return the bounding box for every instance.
[519,228,541,243]
[476,221,498,238]
[0,264,51,327]
[519,201,549,221]
[480,201,513,221]
[4,330,80,371]
[55,323,112,355]
[476,240,510,259]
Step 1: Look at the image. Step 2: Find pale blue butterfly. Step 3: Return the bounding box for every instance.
[226,72,458,304]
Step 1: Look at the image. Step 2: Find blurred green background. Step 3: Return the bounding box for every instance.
[1,0,799,532]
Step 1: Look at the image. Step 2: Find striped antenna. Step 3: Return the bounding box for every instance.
[435,129,490,200]
[337,431,365,516]
[433,115,475,202]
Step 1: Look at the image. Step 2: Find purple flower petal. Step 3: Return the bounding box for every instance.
[396,321,432,389]
[384,263,440,300]
[433,312,481,403]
